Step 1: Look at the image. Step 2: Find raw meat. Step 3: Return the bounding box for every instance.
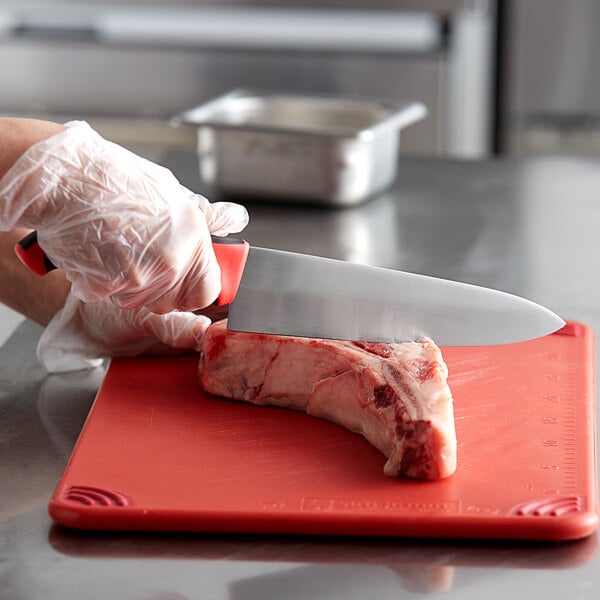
[199,320,456,480]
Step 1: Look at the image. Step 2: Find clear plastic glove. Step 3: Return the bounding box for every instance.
[37,292,219,373]
[0,121,248,313]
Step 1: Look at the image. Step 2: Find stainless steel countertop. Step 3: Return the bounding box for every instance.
[1,152,599,598]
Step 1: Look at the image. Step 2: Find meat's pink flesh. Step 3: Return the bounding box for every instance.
[199,320,456,480]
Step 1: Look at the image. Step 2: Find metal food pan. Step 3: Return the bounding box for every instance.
[172,89,427,206]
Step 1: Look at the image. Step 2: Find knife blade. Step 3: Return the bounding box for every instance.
[223,242,565,346]
[16,232,565,346]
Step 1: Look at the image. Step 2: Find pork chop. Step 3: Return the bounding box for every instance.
[199,320,456,480]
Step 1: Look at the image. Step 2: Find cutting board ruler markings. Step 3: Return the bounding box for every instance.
[485,333,594,523]
[561,375,579,495]
[532,345,581,497]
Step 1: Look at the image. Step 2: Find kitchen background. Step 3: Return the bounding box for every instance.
[1,0,599,345]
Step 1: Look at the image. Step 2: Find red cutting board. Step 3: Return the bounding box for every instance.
[49,321,598,541]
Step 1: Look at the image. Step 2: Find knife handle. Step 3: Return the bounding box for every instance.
[211,235,249,306]
[14,230,55,276]
[14,231,250,306]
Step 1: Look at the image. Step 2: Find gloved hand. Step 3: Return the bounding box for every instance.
[37,293,221,373]
[0,120,248,313]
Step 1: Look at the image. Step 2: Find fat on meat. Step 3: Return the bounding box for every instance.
[199,320,456,480]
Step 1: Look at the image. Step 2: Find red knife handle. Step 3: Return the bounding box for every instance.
[14,230,56,275]
[211,235,249,306]
[15,231,249,306]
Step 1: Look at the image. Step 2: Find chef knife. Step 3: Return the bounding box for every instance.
[16,232,565,346]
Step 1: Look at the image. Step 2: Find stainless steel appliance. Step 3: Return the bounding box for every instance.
[501,0,600,155]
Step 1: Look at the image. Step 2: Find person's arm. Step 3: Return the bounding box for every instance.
[0,119,70,325]
[0,227,69,326]
[0,118,64,179]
